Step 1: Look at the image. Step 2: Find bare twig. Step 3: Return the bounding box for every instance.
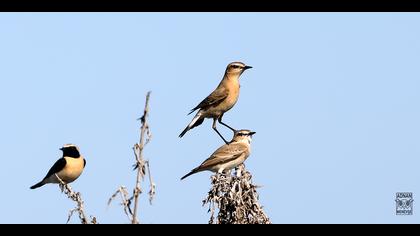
[202,164,271,224]
[108,91,156,224]
[107,186,132,222]
[146,160,156,205]
[55,174,97,224]
[132,91,152,224]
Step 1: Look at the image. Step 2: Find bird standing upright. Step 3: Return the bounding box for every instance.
[181,129,256,180]
[30,144,86,189]
[179,62,252,144]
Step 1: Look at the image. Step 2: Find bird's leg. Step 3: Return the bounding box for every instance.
[55,174,66,192]
[212,118,229,145]
[218,115,236,132]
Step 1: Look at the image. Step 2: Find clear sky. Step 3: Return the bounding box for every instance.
[0,13,419,224]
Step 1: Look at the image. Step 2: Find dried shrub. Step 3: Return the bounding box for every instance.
[203,164,271,224]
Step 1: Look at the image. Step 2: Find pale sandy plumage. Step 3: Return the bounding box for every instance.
[179,62,252,144]
[181,129,255,180]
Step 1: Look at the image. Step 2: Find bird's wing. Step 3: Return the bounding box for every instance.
[198,142,247,170]
[84,158,86,167]
[189,87,228,114]
[42,158,67,180]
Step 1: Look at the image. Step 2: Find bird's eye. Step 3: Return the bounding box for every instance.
[232,65,239,69]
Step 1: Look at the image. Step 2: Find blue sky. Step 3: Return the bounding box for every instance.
[0,13,419,223]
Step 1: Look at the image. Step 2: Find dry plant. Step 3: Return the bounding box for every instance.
[55,174,97,224]
[203,164,271,224]
[108,91,156,224]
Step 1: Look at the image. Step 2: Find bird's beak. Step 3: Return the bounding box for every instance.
[59,147,64,151]
[249,131,256,135]
[244,65,253,70]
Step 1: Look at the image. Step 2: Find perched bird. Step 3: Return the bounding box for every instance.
[179,62,252,144]
[181,129,256,180]
[30,144,86,189]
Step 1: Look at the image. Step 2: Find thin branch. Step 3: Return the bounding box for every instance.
[55,174,97,224]
[108,91,155,224]
[132,91,152,224]
[146,160,156,204]
[107,186,132,222]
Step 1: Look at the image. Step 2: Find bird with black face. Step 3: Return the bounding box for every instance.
[30,144,86,189]
[179,62,252,144]
[181,129,256,180]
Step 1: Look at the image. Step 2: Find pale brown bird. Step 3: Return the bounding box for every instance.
[30,144,86,189]
[179,62,252,144]
[181,129,255,180]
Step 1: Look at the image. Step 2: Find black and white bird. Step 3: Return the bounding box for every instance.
[30,144,86,189]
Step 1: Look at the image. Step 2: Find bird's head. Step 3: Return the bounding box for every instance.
[226,62,252,76]
[60,144,81,158]
[231,129,256,144]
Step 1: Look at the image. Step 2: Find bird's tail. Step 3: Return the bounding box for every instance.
[30,180,45,189]
[180,168,200,180]
[179,112,204,138]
